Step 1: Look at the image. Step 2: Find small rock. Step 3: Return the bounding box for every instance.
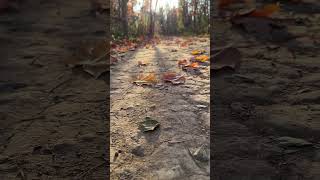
[196,105,207,108]
[131,146,145,157]
[192,145,209,162]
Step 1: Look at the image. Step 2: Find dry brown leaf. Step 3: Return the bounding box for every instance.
[249,3,280,17]
[163,72,186,85]
[138,61,148,66]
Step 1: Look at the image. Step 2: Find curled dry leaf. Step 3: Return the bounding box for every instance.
[133,73,157,86]
[138,61,148,66]
[195,55,209,62]
[163,72,186,85]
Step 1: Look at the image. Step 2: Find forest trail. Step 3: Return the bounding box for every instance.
[110,36,210,179]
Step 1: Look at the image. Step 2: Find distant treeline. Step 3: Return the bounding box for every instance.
[111,0,210,39]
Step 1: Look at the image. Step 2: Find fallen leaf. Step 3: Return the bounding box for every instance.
[133,73,157,86]
[184,62,199,68]
[139,117,160,132]
[163,72,186,85]
[249,3,280,17]
[191,50,206,55]
[138,61,148,66]
[195,55,209,62]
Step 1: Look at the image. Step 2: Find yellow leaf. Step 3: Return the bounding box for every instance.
[191,50,206,55]
[196,55,209,62]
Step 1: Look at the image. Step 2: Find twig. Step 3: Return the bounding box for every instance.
[49,78,72,93]
[19,116,45,123]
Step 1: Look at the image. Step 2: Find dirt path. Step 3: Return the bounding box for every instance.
[110,37,210,179]
[212,1,320,179]
[0,0,108,179]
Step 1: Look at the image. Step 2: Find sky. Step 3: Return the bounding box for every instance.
[133,0,179,12]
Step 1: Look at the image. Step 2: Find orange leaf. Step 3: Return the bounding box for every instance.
[134,73,157,85]
[185,62,199,68]
[249,3,280,17]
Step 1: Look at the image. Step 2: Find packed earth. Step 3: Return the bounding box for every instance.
[0,0,108,179]
[212,0,320,179]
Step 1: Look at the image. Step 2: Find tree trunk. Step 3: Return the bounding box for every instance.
[193,0,198,34]
[121,0,129,37]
